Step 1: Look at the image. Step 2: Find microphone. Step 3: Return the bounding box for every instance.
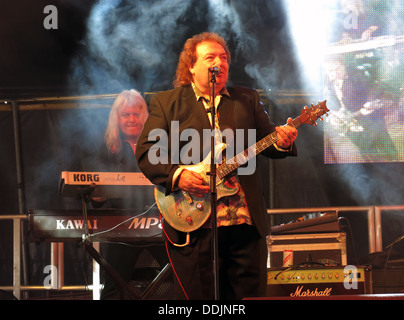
[209,66,221,74]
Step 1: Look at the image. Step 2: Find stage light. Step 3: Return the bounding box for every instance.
[283,0,338,92]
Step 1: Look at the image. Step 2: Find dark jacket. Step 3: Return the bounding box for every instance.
[135,85,296,239]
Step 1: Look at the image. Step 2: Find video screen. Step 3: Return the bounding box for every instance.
[323,1,404,164]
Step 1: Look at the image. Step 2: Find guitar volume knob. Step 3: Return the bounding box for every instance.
[186,216,193,225]
[196,203,203,210]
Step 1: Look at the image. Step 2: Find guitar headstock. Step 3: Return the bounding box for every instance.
[299,100,329,126]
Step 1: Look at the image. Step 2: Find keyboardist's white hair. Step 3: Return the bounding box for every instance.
[105,89,148,154]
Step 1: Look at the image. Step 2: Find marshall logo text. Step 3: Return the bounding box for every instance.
[290,286,332,297]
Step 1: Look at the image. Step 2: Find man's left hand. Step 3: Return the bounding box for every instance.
[275,117,298,149]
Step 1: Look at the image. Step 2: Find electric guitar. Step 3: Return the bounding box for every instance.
[155,101,329,232]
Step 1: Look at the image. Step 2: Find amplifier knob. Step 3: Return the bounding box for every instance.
[308,274,312,279]
[328,274,332,279]
[321,274,325,279]
[335,274,340,279]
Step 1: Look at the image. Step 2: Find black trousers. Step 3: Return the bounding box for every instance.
[166,224,267,300]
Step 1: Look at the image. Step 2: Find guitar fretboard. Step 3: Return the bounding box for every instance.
[217,116,303,179]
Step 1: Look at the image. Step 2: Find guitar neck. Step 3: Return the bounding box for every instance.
[215,100,329,179]
[217,117,302,179]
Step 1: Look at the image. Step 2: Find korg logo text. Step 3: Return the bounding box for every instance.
[73,173,100,182]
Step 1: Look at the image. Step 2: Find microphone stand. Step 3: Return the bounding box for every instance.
[209,70,220,300]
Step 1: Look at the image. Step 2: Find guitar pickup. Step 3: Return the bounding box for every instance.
[182,190,193,204]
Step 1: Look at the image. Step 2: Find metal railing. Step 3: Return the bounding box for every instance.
[0,214,100,300]
[267,205,404,255]
[2,205,404,299]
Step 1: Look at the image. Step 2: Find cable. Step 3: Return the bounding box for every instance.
[164,240,189,300]
[338,216,358,264]
[159,211,190,247]
[87,202,157,239]
[274,261,326,280]
[96,239,161,248]
[159,213,189,299]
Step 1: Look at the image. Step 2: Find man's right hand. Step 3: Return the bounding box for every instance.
[178,170,210,197]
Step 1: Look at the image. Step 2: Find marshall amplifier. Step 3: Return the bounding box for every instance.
[267,266,372,297]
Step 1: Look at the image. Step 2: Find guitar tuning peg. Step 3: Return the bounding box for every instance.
[319,117,323,121]
[304,106,308,109]
[313,122,318,126]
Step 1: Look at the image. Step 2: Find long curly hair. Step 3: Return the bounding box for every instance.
[105,89,148,154]
[173,32,231,88]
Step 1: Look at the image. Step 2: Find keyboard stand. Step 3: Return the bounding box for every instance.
[78,184,171,300]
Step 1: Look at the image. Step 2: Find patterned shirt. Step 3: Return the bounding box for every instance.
[191,83,253,227]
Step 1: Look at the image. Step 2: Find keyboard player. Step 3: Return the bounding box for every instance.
[83,90,167,299]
